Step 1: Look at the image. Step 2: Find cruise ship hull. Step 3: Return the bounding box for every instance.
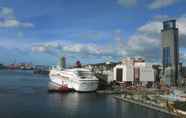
[49,69,98,92]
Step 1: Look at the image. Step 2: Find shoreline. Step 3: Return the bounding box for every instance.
[114,95,184,117]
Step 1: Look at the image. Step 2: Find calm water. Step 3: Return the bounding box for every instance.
[0,70,172,118]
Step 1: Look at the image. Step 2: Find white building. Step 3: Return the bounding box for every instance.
[113,58,155,85]
[113,64,134,82]
[140,64,155,82]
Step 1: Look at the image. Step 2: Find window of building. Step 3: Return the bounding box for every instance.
[116,68,123,82]
[163,20,176,29]
[163,47,171,66]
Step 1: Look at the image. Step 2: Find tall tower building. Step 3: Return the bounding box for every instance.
[60,56,66,69]
[161,20,179,86]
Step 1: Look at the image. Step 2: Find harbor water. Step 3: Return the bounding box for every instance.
[0,70,172,118]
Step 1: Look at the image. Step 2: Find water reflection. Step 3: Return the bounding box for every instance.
[47,92,172,118]
[0,70,172,118]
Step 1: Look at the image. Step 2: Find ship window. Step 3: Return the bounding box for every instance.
[77,71,92,78]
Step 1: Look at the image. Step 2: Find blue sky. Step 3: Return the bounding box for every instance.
[0,0,186,65]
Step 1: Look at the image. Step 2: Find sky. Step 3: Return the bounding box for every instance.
[0,0,186,66]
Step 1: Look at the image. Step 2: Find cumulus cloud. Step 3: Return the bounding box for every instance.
[31,41,116,59]
[126,14,186,63]
[63,44,101,54]
[31,15,186,64]
[117,0,137,7]
[148,0,177,9]
[32,42,62,52]
[138,15,185,32]
[0,7,33,28]
[138,15,186,37]
[115,33,161,62]
[138,21,162,34]
[127,34,160,49]
[32,43,62,57]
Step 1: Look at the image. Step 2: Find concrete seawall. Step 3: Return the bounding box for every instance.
[114,96,177,117]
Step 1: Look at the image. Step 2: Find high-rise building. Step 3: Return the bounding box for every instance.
[60,56,66,69]
[161,20,179,86]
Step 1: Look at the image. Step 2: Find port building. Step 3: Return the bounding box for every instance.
[113,58,155,86]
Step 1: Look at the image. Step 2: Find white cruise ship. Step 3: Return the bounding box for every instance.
[49,67,98,92]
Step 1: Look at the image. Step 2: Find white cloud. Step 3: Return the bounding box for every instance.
[117,0,137,7]
[32,45,48,53]
[31,40,118,61]
[0,7,33,28]
[63,44,100,54]
[138,15,186,36]
[117,34,161,62]
[31,14,186,64]
[149,0,177,9]
[0,19,19,28]
[177,16,186,35]
[138,21,162,34]
[0,19,33,28]
[127,14,186,63]
[0,7,14,18]
[32,42,62,52]
[137,15,186,40]
[128,34,160,49]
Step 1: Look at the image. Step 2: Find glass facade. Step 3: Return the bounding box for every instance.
[163,47,171,66]
[163,20,176,29]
